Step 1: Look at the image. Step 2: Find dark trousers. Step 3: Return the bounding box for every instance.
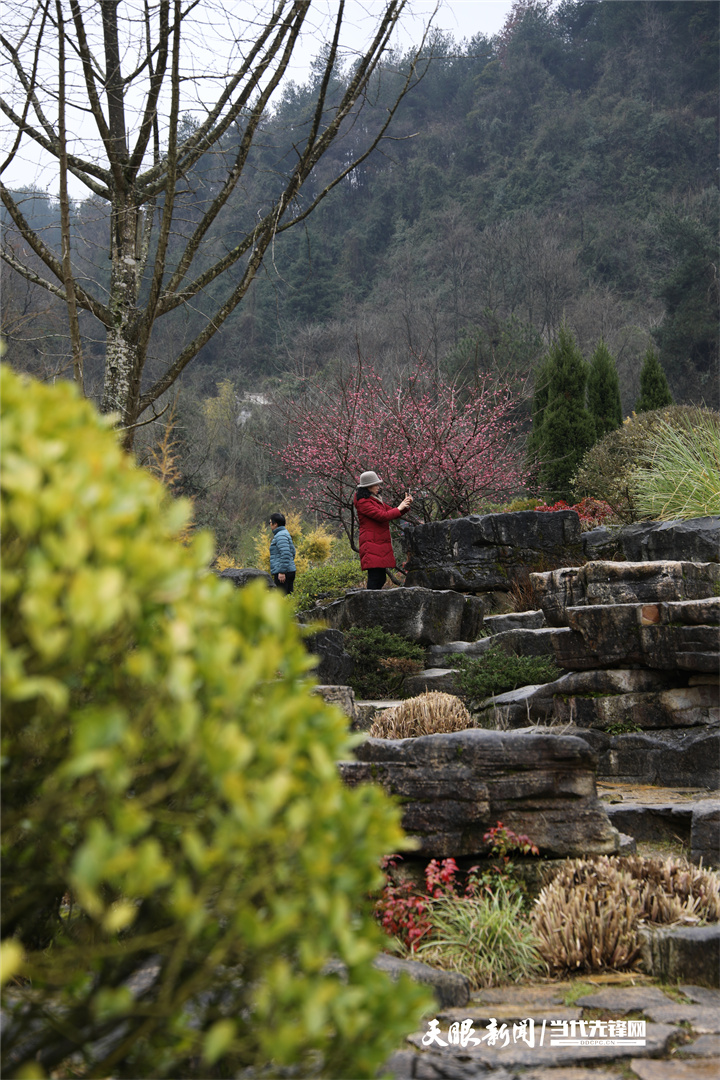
[273,571,296,595]
[366,567,387,590]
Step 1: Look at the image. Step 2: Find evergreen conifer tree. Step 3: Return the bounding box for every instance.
[525,356,552,470]
[587,340,623,438]
[536,326,595,497]
[635,348,674,412]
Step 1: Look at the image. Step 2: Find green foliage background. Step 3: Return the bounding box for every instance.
[0,366,430,1078]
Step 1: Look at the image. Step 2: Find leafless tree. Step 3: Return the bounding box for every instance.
[1,0,432,445]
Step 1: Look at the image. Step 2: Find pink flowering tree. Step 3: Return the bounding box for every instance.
[276,356,529,551]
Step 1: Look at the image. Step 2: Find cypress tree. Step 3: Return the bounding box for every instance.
[587,340,623,438]
[635,347,674,412]
[525,355,552,470]
[536,326,595,498]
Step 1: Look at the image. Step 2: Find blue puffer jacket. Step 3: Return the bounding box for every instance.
[269,526,296,573]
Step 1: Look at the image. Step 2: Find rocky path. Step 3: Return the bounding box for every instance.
[385,978,720,1079]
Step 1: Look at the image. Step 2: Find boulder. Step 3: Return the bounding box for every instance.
[532,561,720,628]
[305,628,354,686]
[372,954,470,1008]
[552,684,719,731]
[426,627,558,667]
[571,728,720,789]
[619,517,720,564]
[339,728,619,858]
[582,526,624,561]
[216,567,274,588]
[550,599,720,671]
[640,924,720,988]
[691,802,720,868]
[483,609,546,633]
[402,510,583,593]
[401,668,461,696]
[308,587,477,645]
[311,684,358,724]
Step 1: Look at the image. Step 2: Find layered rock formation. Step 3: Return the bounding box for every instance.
[339,728,619,858]
[402,510,583,593]
[302,586,484,645]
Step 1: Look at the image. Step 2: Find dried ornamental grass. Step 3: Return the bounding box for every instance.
[369,692,473,739]
[532,854,720,973]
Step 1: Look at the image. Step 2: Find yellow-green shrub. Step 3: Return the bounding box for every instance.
[0,366,430,1078]
[252,510,333,574]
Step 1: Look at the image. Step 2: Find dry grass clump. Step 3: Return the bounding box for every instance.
[369,692,473,739]
[532,854,720,973]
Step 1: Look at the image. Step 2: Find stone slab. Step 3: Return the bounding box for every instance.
[403,669,462,696]
[309,587,475,645]
[311,684,357,722]
[484,610,546,633]
[384,1048,514,1078]
[631,1060,720,1080]
[574,987,675,1013]
[640,924,720,988]
[644,1004,720,1033]
[618,518,720,564]
[692,803,720,868]
[678,1034,720,1057]
[531,561,720,628]
[374,954,471,1009]
[406,1022,677,1067]
[681,986,720,1008]
[520,1070,626,1080]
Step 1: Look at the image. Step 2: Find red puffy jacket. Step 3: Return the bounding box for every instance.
[354,493,406,569]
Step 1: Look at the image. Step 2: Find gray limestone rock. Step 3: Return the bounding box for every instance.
[573,986,675,1012]
[402,510,583,593]
[552,684,720,731]
[618,517,720,563]
[426,639,493,666]
[551,599,720,672]
[339,728,619,858]
[640,923,720,988]
[577,727,720,789]
[308,587,477,645]
[532,561,720,628]
[402,668,461,696]
[373,954,470,1009]
[691,802,720,868]
[311,684,357,723]
[677,1034,720,1058]
[305,628,354,686]
[644,1003,720,1033]
[483,610,546,633]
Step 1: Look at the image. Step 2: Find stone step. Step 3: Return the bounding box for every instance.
[599,795,720,866]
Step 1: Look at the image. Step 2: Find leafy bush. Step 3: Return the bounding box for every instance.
[0,367,431,1079]
[630,412,720,519]
[252,510,334,573]
[572,406,717,522]
[292,558,365,611]
[369,693,472,739]
[532,854,720,973]
[343,627,425,700]
[453,646,560,703]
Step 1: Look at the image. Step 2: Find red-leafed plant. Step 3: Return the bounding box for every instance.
[534,497,613,528]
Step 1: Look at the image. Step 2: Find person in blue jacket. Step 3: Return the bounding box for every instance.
[269,513,296,594]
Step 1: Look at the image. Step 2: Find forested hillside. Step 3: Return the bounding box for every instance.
[3,0,718,554]
[4,0,717,413]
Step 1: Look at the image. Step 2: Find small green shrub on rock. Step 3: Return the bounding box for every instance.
[292,558,365,611]
[344,627,425,700]
[453,646,559,703]
[0,367,430,1079]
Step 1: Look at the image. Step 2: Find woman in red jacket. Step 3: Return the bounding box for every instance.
[354,471,413,589]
